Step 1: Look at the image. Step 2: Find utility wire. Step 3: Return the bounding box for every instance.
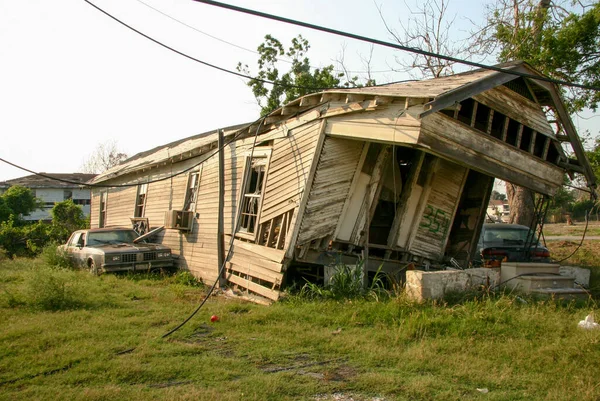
[191,0,600,92]
[162,119,263,339]
[132,0,395,75]
[83,0,350,92]
[0,119,254,189]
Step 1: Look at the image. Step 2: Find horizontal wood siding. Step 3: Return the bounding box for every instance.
[145,174,188,228]
[90,190,100,228]
[297,137,364,245]
[105,186,136,227]
[260,120,322,223]
[408,159,467,260]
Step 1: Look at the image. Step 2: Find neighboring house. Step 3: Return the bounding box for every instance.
[0,173,97,221]
[89,61,595,302]
[487,199,510,222]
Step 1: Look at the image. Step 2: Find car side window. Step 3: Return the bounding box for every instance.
[69,233,82,247]
[77,234,85,247]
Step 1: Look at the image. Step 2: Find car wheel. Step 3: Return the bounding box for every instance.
[89,259,100,275]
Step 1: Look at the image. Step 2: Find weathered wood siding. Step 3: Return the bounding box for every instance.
[260,120,322,223]
[90,190,100,228]
[408,158,468,260]
[297,137,364,245]
[419,113,564,195]
[104,186,137,227]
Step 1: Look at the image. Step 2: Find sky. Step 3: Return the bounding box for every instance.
[0,0,597,183]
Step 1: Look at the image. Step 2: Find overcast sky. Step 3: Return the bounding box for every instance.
[0,0,597,182]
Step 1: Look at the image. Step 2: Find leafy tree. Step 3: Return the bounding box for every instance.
[483,0,600,113]
[491,190,507,201]
[238,35,362,116]
[0,186,40,221]
[587,138,600,182]
[49,199,88,242]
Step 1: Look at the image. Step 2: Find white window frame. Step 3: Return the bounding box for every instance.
[99,191,108,228]
[235,148,271,240]
[134,183,148,218]
[183,169,202,212]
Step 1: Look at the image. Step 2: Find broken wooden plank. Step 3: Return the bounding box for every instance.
[226,272,280,301]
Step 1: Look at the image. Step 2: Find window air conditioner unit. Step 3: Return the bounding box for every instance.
[165,210,194,231]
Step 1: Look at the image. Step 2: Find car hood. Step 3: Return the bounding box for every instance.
[90,243,169,253]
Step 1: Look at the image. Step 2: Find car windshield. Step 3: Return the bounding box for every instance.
[87,230,138,246]
[483,227,537,245]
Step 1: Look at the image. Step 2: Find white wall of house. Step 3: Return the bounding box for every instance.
[22,188,92,221]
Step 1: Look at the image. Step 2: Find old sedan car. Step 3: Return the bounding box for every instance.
[475,223,550,265]
[61,228,173,274]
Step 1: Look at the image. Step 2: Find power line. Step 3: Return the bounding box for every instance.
[191,0,600,92]
[82,0,339,92]
[132,0,396,75]
[132,0,393,75]
[0,119,259,189]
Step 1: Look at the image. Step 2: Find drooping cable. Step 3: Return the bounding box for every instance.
[83,0,351,92]
[161,118,264,338]
[191,0,600,91]
[556,209,591,264]
[132,0,395,75]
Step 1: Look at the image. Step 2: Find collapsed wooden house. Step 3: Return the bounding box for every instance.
[89,61,595,301]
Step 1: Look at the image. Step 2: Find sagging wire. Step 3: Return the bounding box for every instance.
[0,118,260,189]
[161,117,265,339]
[113,119,266,355]
[556,209,591,264]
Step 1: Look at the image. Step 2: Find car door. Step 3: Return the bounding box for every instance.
[66,232,86,267]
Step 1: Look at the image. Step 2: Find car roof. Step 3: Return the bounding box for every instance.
[483,223,530,230]
[78,227,135,233]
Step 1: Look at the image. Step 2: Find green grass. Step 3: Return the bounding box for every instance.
[543,221,600,237]
[1,258,600,400]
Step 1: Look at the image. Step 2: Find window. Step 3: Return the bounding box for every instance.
[238,151,270,236]
[134,183,148,217]
[99,191,108,228]
[73,199,91,206]
[184,172,200,212]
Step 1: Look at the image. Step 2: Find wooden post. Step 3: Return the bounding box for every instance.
[217,129,226,287]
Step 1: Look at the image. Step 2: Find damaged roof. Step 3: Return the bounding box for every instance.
[91,61,595,190]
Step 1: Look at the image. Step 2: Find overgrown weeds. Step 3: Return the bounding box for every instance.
[41,243,72,269]
[297,262,388,301]
[1,256,600,400]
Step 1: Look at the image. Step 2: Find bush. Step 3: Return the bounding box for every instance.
[26,268,82,311]
[298,262,387,301]
[172,271,204,287]
[41,243,72,269]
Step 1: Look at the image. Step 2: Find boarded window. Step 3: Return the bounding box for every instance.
[239,157,267,235]
[184,172,200,212]
[99,191,107,228]
[134,183,148,217]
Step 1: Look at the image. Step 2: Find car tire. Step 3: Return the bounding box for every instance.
[89,259,100,275]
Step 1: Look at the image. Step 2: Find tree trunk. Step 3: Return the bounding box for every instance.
[506,184,535,226]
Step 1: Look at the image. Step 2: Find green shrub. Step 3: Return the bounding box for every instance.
[172,271,204,287]
[41,243,72,269]
[26,269,82,311]
[298,262,388,301]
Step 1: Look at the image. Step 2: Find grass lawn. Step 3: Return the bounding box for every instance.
[542,221,600,237]
[1,256,600,401]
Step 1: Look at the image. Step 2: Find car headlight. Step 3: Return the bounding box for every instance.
[157,252,171,258]
[110,255,121,262]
